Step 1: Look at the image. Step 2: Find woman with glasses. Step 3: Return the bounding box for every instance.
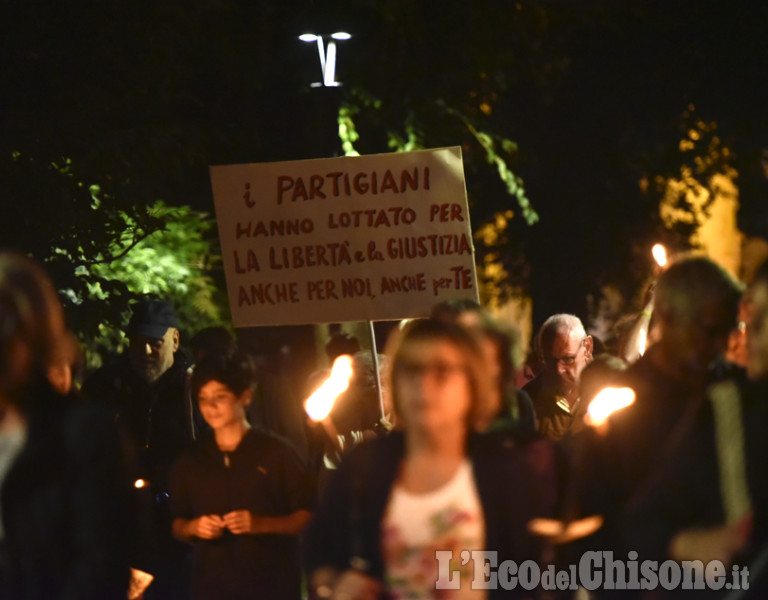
[305,318,555,600]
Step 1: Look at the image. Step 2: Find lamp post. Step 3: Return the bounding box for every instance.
[298,32,351,88]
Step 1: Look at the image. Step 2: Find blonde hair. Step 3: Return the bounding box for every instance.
[385,318,496,432]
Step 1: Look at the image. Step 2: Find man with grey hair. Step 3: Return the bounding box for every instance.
[522,313,593,440]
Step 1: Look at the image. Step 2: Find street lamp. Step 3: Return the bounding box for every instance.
[299,32,351,87]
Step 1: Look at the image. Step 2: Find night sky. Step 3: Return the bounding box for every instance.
[4,0,768,338]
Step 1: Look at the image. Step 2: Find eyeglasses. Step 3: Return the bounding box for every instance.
[544,337,586,368]
[396,360,466,382]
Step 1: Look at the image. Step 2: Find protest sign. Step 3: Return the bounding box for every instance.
[210,146,478,326]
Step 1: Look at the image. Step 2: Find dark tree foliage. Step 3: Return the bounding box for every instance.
[2,0,767,339]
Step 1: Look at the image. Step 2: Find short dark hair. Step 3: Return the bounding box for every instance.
[191,350,255,399]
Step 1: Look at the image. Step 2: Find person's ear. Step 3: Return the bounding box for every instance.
[240,388,253,407]
[171,328,180,352]
[584,335,594,360]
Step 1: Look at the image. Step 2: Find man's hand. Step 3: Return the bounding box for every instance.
[222,510,254,535]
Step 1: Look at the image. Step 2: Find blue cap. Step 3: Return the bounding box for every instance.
[127,299,178,339]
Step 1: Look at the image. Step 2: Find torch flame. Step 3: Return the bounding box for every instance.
[585,387,636,427]
[636,326,648,357]
[652,244,667,268]
[304,355,354,421]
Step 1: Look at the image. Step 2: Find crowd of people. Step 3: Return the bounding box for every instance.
[0,249,767,600]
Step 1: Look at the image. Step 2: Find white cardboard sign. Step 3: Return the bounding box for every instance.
[210,147,478,327]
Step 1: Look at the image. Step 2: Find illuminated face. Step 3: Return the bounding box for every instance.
[394,339,471,432]
[747,281,768,381]
[541,329,592,397]
[129,327,179,383]
[197,379,250,431]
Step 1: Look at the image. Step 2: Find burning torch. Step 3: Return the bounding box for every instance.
[304,354,355,456]
[528,386,636,546]
[619,244,668,363]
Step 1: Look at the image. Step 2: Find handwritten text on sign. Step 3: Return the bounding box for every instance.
[210,147,477,327]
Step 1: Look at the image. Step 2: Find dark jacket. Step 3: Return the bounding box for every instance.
[82,354,200,584]
[577,354,757,599]
[82,353,198,492]
[0,382,133,600]
[304,431,557,599]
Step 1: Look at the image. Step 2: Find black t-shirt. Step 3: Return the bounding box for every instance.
[169,428,314,600]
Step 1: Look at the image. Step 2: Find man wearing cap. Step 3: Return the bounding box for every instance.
[83,298,199,599]
[84,298,200,486]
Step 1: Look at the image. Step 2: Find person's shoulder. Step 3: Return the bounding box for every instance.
[249,426,296,449]
[336,430,404,471]
[81,357,130,393]
[247,427,309,465]
[620,354,670,405]
[159,354,192,384]
[521,375,549,406]
[28,389,126,466]
[516,387,534,407]
[521,374,541,395]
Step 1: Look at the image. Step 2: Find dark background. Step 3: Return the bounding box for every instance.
[3,0,768,336]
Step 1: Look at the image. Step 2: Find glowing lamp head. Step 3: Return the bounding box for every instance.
[134,478,147,489]
[584,386,636,428]
[331,32,351,40]
[298,33,319,42]
[304,355,354,421]
[652,244,667,268]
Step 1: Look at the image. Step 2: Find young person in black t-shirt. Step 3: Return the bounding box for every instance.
[169,350,313,600]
